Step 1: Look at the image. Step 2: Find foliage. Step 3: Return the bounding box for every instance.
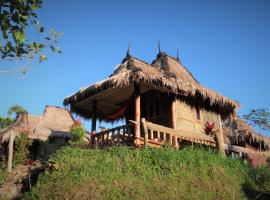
[0,116,13,130]
[243,166,270,199]
[22,146,254,200]
[204,122,216,137]
[0,161,7,185]
[70,120,86,142]
[13,133,31,165]
[243,108,270,131]
[26,159,38,189]
[7,104,27,116]
[0,0,61,74]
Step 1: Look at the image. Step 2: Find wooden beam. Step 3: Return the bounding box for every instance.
[145,121,216,144]
[91,100,97,133]
[134,84,141,146]
[142,118,148,146]
[224,144,270,157]
[217,114,225,157]
[171,99,178,148]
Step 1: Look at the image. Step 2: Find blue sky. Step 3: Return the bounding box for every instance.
[0,0,270,135]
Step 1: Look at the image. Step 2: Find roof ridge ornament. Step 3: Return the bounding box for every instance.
[158,40,161,53]
[126,43,131,57]
[176,48,179,61]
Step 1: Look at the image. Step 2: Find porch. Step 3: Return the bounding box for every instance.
[91,118,217,148]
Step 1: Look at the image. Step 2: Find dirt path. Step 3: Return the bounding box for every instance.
[0,164,32,199]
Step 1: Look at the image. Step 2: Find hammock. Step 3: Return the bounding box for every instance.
[105,105,128,120]
[98,91,137,120]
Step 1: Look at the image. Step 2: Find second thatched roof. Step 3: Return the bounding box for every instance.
[0,106,75,144]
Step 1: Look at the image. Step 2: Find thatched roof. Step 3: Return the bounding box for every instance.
[223,117,270,150]
[0,106,74,144]
[63,52,239,120]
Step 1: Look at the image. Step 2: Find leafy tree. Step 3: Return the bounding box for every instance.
[243,108,270,131]
[0,104,26,130]
[0,0,61,75]
[7,104,27,116]
[0,116,13,130]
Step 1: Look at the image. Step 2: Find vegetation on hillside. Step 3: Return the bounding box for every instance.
[21,146,270,200]
[13,133,31,166]
[0,161,7,185]
[70,120,86,142]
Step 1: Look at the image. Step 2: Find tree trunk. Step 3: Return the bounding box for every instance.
[7,130,15,172]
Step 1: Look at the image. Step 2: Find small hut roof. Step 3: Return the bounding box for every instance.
[0,106,74,143]
[63,52,239,120]
[223,117,270,149]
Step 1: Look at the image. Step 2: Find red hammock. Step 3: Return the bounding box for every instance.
[105,105,128,120]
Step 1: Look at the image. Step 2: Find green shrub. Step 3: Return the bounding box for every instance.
[70,125,86,141]
[243,166,270,199]
[0,161,7,185]
[13,133,31,165]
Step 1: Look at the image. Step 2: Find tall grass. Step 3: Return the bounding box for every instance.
[22,146,256,200]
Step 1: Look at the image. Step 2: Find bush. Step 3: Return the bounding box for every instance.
[0,161,7,185]
[243,166,270,199]
[13,133,31,165]
[70,121,86,141]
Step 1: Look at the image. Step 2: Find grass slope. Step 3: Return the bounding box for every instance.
[22,146,258,200]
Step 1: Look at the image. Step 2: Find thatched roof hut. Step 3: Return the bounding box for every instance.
[63,52,239,121]
[0,106,75,144]
[223,117,270,150]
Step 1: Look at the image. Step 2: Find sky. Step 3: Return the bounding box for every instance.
[0,0,270,135]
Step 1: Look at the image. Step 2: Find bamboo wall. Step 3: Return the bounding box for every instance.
[175,98,221,135]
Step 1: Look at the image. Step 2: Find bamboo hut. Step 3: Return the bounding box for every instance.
[63,50,269,156]
[223,117,270,151]
[0,106,75,168]
[0,106,74,143]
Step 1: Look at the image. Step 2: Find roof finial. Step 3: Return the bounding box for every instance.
[176,48,179,61]
[126,43,131,57]
[158,40,161,53]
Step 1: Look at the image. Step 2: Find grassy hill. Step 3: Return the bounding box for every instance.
[22,146,269,200]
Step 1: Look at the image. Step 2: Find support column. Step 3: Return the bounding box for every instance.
[134,84,141,146]
[217,114,225,157]
[91,100,97,144]
[91,100,97,133]
[171,99,178,148]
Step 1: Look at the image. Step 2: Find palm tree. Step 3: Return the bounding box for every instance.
[7,105,27,117]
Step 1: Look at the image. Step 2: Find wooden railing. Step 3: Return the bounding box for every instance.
[223,144,270,157]
[141,118,217,148]
[91,124,133,145]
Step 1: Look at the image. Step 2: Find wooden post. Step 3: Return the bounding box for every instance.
[134,84,141,146]
[7,130,15,172]
[171,99,178,148]
[142,118,148,147]
[91,100,97,144]
[217,114,226,157]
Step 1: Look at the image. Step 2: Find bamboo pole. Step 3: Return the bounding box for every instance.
[142,118,148,146]
[171,99,178,148]
[217,114,226,157]
[91,100,97,132]
[134,84,141,146]
[91,100,97,145]
[7,130,15,172]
